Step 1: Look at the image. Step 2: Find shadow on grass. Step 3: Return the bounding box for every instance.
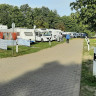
[7,47,12,50]
[0,61,80,96]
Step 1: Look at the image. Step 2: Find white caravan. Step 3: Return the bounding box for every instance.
[14,28,36,43]
[0,24,8,29]
[34,29,52,42]
[48,29,63,41]
[1,28,36,42]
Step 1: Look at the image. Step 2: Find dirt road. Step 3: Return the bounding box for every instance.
[0,39,83,96]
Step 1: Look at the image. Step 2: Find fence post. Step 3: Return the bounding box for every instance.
[85,36,87,42]
[93,48,96,76]
[16,39,18,53]
[87,38,90,51]
[49,38,51,46]
[85,36,90,51]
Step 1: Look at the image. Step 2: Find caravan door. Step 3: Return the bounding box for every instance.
[35,31,42,41]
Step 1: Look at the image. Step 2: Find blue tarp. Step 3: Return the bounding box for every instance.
[5,40,16,46]
[0,39,7,50]
[17,38,30,47]
[0,39,30,50]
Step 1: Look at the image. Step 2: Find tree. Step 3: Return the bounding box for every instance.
[33,7,50,28]
[0,3,82,32]
[61,16,81,32]
[47,10,59,28]
[0,4,13,28]
[20,4,34,28]
[70,0,96,34]
[11,6,24,27]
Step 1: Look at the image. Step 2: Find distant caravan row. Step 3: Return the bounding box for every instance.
[62,32,87,38]
[0,27,63,43]
[0,24,86,43]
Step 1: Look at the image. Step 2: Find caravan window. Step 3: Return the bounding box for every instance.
[43,32,51,36]
[35,32,38,36]
[73,33,76,35]
[39,33,42,36]
[24,32,33,36]
[35,32,42,37]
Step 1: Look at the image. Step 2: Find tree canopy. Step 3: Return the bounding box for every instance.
[70,0,96,35]
[0,4,82,32]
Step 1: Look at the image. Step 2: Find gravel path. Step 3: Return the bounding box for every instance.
[0,39,83,96]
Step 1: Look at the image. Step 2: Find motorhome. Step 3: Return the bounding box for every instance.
[34,29,52,42]
[48,29,63,41]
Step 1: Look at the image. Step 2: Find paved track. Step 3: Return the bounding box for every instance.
[0,39,83,96]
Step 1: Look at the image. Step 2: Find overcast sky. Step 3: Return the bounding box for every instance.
[0,0,76,16]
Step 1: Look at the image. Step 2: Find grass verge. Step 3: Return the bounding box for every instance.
[80,38,96,96]
[0,39,66,58]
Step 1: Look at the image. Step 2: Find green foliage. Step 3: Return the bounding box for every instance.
[61,15,82,32]
[80,39,96,96]
[20,4,34,28]
[0,4,82,32]
[0,4,13,28]
[81,60,96,86]
[70,0,96,35]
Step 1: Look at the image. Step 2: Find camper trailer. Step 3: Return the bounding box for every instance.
[0,25,8,29]
[14,28,36,43]
[34,29,52,42]
[0,28,36,42]
[48,29,63,41]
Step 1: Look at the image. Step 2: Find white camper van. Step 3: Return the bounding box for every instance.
[34,29,52,42]
[15,28,36,43]
[48,29,63,41]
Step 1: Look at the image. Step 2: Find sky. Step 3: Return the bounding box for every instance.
[0,0,76,16]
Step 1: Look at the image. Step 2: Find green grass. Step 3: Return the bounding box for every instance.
[81,60,96,86]
[80,38,96,96]
[84,39,96,56]
[0,39,65,58]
